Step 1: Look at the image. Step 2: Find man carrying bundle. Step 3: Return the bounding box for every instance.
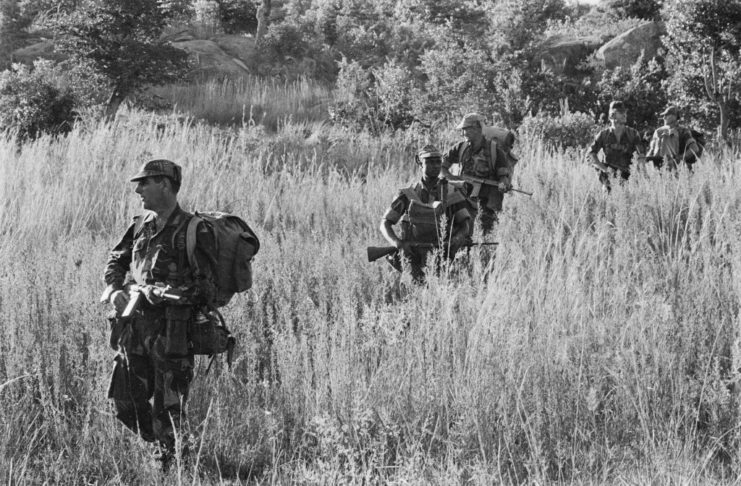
[380,145,471,283]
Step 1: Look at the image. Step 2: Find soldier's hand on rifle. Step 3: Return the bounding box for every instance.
[140,284,166,305]
[109,290,129,314]
[497,181,512,192]
[394,239,412,255]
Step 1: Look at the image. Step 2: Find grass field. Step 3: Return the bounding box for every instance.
[1,106,741,484]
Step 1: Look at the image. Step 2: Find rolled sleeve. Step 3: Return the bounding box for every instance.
[383,194,409,225]
[588,131,604,155]
[103,222,135,290]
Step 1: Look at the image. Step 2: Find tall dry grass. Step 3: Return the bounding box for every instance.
[150,76,334,129]
[1,111,741,484]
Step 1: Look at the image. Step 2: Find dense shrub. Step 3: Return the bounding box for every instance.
[595,54,668,133]
[0,60,75,141]
[216,0,257,34]
[518,106,596,148]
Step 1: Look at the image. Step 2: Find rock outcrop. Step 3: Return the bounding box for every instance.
[536,35,606,75]
[10,33,257,78]
[170,39,251,76]
[594,21,665,69]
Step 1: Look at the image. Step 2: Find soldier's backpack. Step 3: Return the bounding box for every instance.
[483,125,518,165]
[185,211,260,308]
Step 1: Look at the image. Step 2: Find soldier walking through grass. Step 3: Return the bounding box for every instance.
[380,145,471,283]
[441,113,512,235]
[101,159,217,468]
[587,101,646,192]
[646,105,702,170]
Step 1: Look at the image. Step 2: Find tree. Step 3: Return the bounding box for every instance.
[604,0,663,20]
[662,0,741,140]
[255,0,271,43]
[0,60,75,141]
[53,0,190,120]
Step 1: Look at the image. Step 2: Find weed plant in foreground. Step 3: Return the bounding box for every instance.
[1,113,741,484]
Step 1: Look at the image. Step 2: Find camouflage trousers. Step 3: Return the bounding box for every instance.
[598,167,630,193]
[469,195,501,235]
[108,309,193,451]
[386,245,459,284]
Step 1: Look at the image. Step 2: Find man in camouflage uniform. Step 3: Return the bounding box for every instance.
[588,101,646,192]
[101,159,217,465]
[381,145,471,283]
[442,113,512,235]
[646,105,701,170]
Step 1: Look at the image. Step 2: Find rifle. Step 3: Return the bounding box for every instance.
[455,174,532,197]
[367,241,498,263]
[121,284,183,318]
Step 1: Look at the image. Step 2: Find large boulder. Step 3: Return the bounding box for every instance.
[10,39,65,64]
[212,34,257,64]
[170,39,251,76]
[536,35,606,75]
[595,21,665,69]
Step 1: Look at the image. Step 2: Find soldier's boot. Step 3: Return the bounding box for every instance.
[113,401,155,442]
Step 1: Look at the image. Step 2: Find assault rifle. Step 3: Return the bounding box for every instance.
[454,174,532,196]
[367,241,499,263]
[121,284,184,318]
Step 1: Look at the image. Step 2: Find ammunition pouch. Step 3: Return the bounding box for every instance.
[400,200,444,244]
[164,305,191,357]
[189,308,235,357]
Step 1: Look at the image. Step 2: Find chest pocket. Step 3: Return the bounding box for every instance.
[472,153,490,177]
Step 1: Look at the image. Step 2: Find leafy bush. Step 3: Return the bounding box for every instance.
[595,54,668,133]
[0,60,75,141]
[518,105,596,148]
[216,0,257,34]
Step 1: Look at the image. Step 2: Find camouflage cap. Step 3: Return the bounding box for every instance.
[130,159,182,184]
[456,112,485,129]
[417,144,442,160]
[660,105,679,117]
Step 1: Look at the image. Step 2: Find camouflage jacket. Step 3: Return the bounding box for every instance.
[104,204,217,307]
[383,179,471,244]
[443,137,511,182]
[589,126,644,170]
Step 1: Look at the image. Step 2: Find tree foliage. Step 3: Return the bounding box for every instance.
[596,54,668,133]
[0,60,75,141]
[604,0,663,20]
[53,0,190,120]
[662,0,741,138]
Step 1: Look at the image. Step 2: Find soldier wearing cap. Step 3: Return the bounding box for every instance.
[380,145,471,283]
[588,101,646,192]
[442,113,512,235]
[646,105,700,169]
[101,159,217,467]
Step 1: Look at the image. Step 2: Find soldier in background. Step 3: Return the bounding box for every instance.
[588,100,646,192]
[101,159,217,468]
[380,145,471,283]
[442,113,512,235]
[646,105,701,170]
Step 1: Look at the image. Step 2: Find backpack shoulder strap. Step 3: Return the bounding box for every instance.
[185,214,203,274]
